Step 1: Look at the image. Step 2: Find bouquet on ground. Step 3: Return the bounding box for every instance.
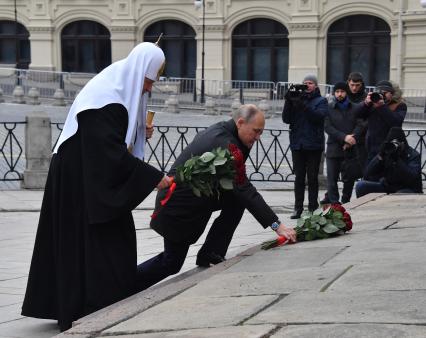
[261,204,353,250]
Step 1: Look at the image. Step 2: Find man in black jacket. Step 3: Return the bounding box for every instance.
[282,74,328,218]
[355,127,423,197]
[356,80,407,163]
[136,104,296,291]
[325,82,366,204]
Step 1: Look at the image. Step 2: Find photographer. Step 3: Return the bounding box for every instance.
[356,80,407,163]
[355,127,422,198]
[282,74,328,219]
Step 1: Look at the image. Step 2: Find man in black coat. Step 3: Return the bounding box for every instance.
[355,127,423,197]
[136,105,296,291]
[325,82,366,204]
[356,80,407,163]
[282,74,328,218]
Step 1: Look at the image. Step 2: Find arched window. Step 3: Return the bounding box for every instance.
[61,20,111,73]
[232,19,289,82]
[0,20,30,69]
[327,15,390,86]
[144,20,196,78]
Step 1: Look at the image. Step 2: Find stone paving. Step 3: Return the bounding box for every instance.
[52,193,426,338]
[0,188,302,338]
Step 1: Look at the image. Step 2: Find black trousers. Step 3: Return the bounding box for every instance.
[326,156,355,203]
[292,149,323,211]
[136,199,245,291]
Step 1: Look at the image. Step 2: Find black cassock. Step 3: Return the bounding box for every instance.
[21,103,163,331]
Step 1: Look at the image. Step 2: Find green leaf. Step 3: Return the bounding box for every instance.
[213,157,227,166]
[192,186,201,197]
[323,223,340,234]
[296,218,305,227]
[219,177,233,190]
[200,152,215,163]
[318,216,327,225]
[313,208,322,216]
[333,219,346,228]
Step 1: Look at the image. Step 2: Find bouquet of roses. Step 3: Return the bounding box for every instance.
[261,204,353,250]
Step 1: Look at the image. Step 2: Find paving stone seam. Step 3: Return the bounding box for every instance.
[237,294,288,326]
[319,245,350,266]
[262,324,284,338]
[264,321,426,326]
[383,221,399,230]
[320,265,354,292]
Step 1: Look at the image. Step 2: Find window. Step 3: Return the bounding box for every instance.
[61,20,111,73]
[232,19,289,82]
[144,20,196,78]
[0,20,30,69]
[327,15,390,86]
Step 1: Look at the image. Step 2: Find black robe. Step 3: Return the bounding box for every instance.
[21,103,163,331]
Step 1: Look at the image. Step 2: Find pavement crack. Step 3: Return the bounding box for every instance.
[383,221,399,230]
[320,246,350,266]
[237,294,288,326]
[320,265,353,292]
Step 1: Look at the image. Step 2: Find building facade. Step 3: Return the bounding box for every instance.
[0,0,425,88]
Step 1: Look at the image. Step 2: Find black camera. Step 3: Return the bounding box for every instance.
[370,91,384,103]
[382,139,402,156]
[285,84,308,100]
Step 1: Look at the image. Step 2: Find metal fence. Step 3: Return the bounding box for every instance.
[1,67,425,119]
[2,122,425,186]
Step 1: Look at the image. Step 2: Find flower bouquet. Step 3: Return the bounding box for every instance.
[261,204,353,249]
[175,146,236,198]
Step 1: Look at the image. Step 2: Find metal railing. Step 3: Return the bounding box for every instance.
[1,68,425,119]
[1,123,426,185]
[0,122,25,181]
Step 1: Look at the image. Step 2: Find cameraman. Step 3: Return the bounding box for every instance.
[356,80,407,163]
[282,74,328,219]
[355,127,422,198]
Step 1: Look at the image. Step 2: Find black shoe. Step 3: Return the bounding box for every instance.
[290,210,302,219]
[196,251,226,267]
[320,196,330,205]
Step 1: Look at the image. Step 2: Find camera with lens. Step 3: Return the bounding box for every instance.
[370,91,384,104]
[285,83,308,100]
[381,139,403,158]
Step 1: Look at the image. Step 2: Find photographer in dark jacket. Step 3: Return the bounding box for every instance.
[136,105,296,291]
[355,127,422,197]
[282,74,328,218]
[356,80,407,163]
[324,82,366,204]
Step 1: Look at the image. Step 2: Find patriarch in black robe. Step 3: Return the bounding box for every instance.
[21,42,171,331]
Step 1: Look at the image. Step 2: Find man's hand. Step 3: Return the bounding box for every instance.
[344,134,356,146]
[156,175,173,190]
[275,223,297,243]
[146,124,154,139]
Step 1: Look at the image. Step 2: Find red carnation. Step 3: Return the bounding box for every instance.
[228,143,247,186]
[331,204,346,213]
[343,212,353,231]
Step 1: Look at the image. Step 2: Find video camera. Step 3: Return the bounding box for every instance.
[285,83,308,100]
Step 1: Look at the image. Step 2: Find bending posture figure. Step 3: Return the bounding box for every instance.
[137,105,296,291]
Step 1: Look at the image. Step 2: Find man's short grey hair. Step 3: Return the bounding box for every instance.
[232,104,262,122]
